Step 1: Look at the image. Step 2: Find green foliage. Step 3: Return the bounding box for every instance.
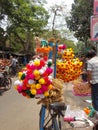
[0,0,49,53]
[66,0,93,43]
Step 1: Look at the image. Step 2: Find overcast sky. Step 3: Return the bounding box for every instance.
[44,0,74,30]
[44,0,77,42]
[45,0,74,10]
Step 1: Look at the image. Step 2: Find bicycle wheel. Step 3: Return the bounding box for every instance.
[4,77,12,90]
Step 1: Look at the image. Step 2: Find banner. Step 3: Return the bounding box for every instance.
[90,15,98,41]
[94,0,98,15]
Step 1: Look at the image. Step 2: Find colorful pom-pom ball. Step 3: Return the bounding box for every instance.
[36,83,41,89]
[44,91,49,97]
[31,89,36,95]
[39,78,45,84]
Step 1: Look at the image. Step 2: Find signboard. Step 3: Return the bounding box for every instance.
[90,15,98,41]
[94,0,98,15]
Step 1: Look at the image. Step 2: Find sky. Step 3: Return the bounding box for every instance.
[44,0,74,29]
[45,0,74,10]
[44,0,77,42]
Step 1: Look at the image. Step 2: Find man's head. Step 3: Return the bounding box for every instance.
[86,50,96,59]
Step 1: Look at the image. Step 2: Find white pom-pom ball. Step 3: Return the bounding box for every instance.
[14,80,23,86]
[39,69,44,75]
[28,79,35,84]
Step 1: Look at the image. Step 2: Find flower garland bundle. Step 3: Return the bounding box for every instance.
[58,44,66,55]
[62,48,74,60]
[14,57,53,99]
[56,48,83,82]
[36,46,52,54]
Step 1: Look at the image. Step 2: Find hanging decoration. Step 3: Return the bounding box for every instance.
[14,56,53,99]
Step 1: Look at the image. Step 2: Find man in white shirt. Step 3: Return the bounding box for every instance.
[86,50,98,111]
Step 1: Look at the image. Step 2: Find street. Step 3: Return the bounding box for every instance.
[0,77,41,130]
[0,77,91,130]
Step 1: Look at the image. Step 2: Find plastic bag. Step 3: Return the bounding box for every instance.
[64,105,87,119]
[64,105,94,129]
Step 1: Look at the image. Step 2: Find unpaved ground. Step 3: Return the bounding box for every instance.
[0,77,91,130]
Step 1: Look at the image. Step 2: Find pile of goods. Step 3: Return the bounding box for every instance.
[72,78,91,96]
[56,48,83,82]
[0,59,10,68]
[14,56,53,99]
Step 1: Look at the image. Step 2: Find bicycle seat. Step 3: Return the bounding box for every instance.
[49,102,66,111]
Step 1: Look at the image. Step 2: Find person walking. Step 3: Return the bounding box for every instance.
[86,50,98,111]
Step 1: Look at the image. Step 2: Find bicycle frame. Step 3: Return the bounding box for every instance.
[39,105,46,130]
[39,102,66,130]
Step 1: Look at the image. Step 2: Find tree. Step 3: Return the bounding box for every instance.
[0,0,49,53]
[66,0,93,46]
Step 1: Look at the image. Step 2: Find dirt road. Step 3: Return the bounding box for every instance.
[0,77,91,130]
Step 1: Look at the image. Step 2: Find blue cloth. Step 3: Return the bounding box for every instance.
[91,83,98,111]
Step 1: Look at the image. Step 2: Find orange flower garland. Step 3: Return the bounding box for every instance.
[36,46,52,54]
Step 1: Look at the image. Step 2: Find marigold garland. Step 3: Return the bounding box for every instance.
[36,46,52,54]
[56,48,83,82]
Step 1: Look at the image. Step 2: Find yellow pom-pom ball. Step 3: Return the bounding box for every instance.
[36,84,41,89]
[44,91,49,97]
[31,89,36,95]
[31,84,36,89]
[18,72,23,78]
[48,84,53,90]
[33,70,40,76]
[39,78,45,84]
[34,75,40,80]
[34,60,40,66]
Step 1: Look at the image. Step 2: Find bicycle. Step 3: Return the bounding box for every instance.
[0,71,12,90]
[39,102,94,130]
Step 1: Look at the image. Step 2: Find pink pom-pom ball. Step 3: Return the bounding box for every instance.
[36,65,42,70]
[45,68,53,75]
[30,64,36,70]
[36,89,43,94]
[17,86,23,93]
[41,85,48,92]
[29,74,35,79]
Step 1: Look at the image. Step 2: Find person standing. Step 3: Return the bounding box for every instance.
[86,50,98,111]
[9,56,17,76]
